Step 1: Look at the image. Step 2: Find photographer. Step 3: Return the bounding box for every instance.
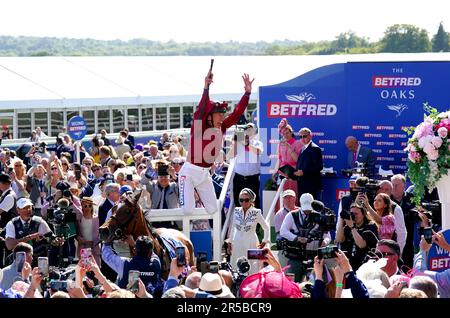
[280,193,331,282]
[229,123,263,209]
[335,203,379,270]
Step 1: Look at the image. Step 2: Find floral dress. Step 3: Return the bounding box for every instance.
[379,214,396,240]
[230,206,270,275]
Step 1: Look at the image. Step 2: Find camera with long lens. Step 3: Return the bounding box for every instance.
[340,209,355,221]
[309,201,336,233]
[410,200,441,227]
[205,257,249,297]
[353,176,379,202]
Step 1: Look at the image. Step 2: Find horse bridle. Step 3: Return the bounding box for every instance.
[109,205,139,240]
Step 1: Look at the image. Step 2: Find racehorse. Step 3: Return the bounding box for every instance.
[99,190,195,279]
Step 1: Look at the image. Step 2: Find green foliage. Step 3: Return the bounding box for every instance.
[0,23,444,56]
[380,24,431,53]
[432,22,450,52]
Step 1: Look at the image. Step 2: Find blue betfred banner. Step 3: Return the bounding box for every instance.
[428,229,450,272]
[67,116,88,141]
[258,61,450,209]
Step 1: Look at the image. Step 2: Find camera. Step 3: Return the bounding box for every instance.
[309,201,336,232]
[355,177,379,194]
[421,201,442,226]
[340,210,355,221]
[47,203,77,240]
[317,245,338,260]
[49,280,69,292]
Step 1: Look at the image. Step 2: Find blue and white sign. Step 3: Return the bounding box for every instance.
[67,116,88,141]
[258,61,450,211]
[428,229,450,272]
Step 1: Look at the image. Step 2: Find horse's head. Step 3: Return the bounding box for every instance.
[99,189,143,243]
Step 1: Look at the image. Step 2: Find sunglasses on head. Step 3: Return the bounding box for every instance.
[239,198,250,203]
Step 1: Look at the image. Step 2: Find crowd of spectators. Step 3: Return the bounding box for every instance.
[0,120,448,300]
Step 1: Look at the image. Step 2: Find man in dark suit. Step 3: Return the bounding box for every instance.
[345,136,375,178]
[98,181,119,226]
[294,127,323,200]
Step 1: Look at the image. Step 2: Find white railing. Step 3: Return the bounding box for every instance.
[144,159,236,261]
[264,178,286,240]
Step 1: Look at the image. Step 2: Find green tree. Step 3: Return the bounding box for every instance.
[432,22,450,52]
[380,24,431,53]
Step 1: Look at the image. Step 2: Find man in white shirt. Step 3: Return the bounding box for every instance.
[280,193,331,282]
[5,198,52,259]
[274,189,299,241]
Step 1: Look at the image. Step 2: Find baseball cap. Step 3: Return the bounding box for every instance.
[0,173,11,184]
[299,193,314,211]
[17,198,33,209]
[119,185,133,195]
[349,175,358,183]
[282,189,296,198]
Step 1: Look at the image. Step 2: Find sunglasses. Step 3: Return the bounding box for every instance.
[138,165,146,169]
[380,252,396,257]
[300,134,310,139]
[82,204,93,208]
[172,162,183,166]
[92,168,100,172]
[83,162,92,166]
[62,163,68,166]
[51,167,58,170]
[239,198,250,203]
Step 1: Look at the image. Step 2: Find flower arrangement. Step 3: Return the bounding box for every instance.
[404,103,450,206]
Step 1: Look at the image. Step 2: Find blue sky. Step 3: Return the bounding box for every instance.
[1,0,449,42]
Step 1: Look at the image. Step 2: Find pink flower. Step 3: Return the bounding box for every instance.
[413,121,434,139]
[431,136,443,148]
[408,151,421,163]
[427,148,439,161]
[436,118,450,132]
[437,126,449,138]
[423,142,436,156]
[418,135,433,149]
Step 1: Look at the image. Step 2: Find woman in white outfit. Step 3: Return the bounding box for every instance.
[229,188,270,275]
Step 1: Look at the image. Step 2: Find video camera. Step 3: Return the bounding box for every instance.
[47,201,77,240]
[202,257,250,297]
[354,176,379,202]
[411,200,442,227]
[309,200,336,233]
